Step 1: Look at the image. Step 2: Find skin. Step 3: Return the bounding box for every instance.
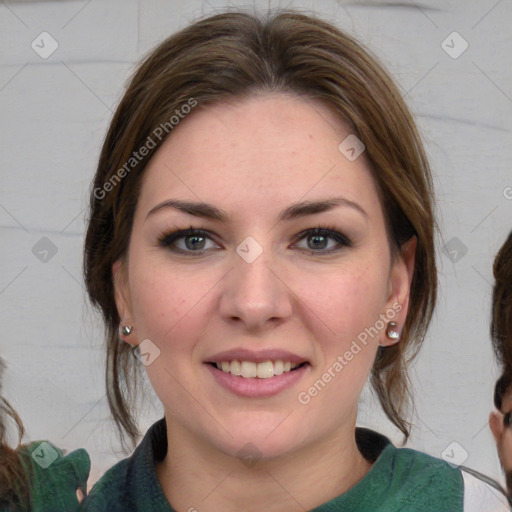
[490,389,512,494]
[113,93,416,512]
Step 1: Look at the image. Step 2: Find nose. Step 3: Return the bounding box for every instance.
[218,241,293,332]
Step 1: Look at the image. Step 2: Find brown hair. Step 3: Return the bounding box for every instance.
[492,230,512,369]
[0,359,31,509]
[84,10,437,445]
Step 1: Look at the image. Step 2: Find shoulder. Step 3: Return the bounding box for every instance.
[80,456,133,510]
[81,438,147,510]
[459,466,510,512]
[357,428,462,487]
[81,418,170,512]
[19,441,90,512]
[349,429,464,510]
[356,429,509,511]
[385,444,464,490]
[386,445,509,511]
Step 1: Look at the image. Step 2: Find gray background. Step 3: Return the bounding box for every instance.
[1,0,511,487]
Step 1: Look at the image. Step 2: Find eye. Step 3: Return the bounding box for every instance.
[292,226,352,254]
[157,226,220,254]
[157,224,352,256]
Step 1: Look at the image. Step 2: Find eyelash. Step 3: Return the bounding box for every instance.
[156,224,352,256]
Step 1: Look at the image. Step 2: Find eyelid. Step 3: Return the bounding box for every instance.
[291,225,352,246]
[157,226,221,250]
[157,225,352,254]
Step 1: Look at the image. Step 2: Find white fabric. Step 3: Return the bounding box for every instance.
[462,470,510,512]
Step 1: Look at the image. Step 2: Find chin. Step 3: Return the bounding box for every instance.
[210,421,307,463]
[221,437,301,465]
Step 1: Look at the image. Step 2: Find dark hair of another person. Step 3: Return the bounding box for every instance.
[494,372,512,411]
[491,230,512,369]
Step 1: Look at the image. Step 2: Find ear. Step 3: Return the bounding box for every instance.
[380,236,417,347]
[490,411,504,443]
[112,259,138,345]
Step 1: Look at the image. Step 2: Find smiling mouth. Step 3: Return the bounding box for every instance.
[209,360,308,379]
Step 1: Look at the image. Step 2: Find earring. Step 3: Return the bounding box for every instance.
[386,321,400,341]
[120,325,133,337]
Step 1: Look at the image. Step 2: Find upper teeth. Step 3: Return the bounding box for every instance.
[215,360,301,379]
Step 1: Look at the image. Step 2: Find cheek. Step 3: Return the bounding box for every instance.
[127,262,218,400]
[292,267,386,425]
[296,264,389,344]
[129,253,389,356]
[128,260,212,348]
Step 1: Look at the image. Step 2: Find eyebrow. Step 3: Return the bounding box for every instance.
[146,196,368,222]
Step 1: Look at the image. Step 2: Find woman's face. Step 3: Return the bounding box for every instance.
[114,93,414,459]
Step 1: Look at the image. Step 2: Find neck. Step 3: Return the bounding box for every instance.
[156,417,372,512]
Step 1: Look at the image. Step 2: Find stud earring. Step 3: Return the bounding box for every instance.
[120,325,133,337]
[386,321,400,341]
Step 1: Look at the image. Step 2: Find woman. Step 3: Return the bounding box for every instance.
[81,10,508,511]
[0,358,90,511]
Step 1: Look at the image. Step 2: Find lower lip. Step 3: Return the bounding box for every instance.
[205,363,309,398]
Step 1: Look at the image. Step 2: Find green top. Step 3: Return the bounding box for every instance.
[1,441,90,512]
[81,418,479,511]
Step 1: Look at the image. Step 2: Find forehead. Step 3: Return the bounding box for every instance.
[137,93,383,222]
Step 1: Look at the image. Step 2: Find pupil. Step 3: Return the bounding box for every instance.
[309,235,327,250]
[186,235,205,250]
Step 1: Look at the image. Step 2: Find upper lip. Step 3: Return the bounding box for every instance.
[205,348,308,364]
